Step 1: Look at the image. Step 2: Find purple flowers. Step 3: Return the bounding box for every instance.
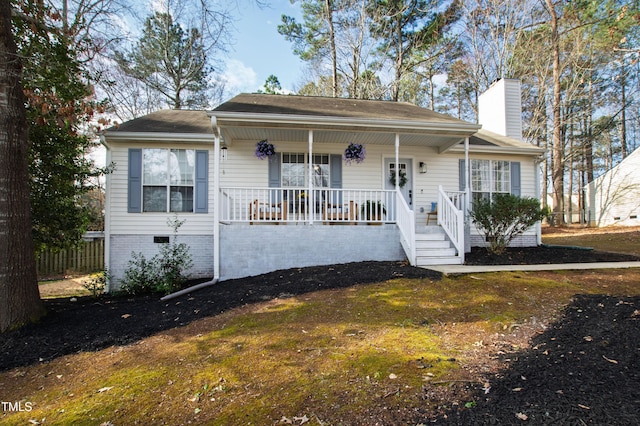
[344,143,366,164]
[255,139,276,160]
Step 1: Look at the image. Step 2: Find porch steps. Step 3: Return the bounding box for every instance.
[414,226,462,266]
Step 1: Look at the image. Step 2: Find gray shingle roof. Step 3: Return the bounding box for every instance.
[107,110,213,134]
[212,93,468,125]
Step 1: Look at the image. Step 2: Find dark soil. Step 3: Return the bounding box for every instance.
[434,294,640,425]
[0,261,438,372]
[1,247,639,424]
[465,245,640,265]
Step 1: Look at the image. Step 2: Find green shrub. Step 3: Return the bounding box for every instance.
[470,194,550,255]
[82,270,109,298]
[120,216,193,295]
[121,252,159,295]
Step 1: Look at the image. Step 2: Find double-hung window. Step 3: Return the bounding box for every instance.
[142,149,195,212]
[471,160,510,203]
[281,153,330,188]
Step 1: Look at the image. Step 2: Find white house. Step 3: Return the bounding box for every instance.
[102,79,545,290]
[585,147,640,227]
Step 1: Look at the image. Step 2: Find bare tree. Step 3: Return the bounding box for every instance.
[0,1,44,332]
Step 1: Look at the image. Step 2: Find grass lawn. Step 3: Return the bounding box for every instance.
[2,226,638,424]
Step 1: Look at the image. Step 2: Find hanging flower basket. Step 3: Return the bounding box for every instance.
[255,139,276,160]
[344,143,366,164]
[389,169,408,188]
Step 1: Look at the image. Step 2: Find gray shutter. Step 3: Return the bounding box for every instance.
[458,159,466,191]
[128,148,142,213]
[194,150,208,213]
[510,161,521,196]
[268,154,281,201]
[330,154,342,204]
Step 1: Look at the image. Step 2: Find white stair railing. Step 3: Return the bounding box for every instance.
[396,190,416,265]
[438,185,465,263]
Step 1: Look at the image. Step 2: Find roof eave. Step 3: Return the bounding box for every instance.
[103,132,215,143]
[448,145,546,156]
[209,111,481,136]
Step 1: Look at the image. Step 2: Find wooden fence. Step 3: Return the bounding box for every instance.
[36,236,104,279]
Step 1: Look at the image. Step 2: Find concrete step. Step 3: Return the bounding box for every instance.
[415,240,452,250]
[416,247,457,257]
[413,228,462,266]
[416,256,463,266]
[415,233,446,242]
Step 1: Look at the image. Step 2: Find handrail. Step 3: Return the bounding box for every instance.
[396,190,416,265]
[438,185,465,263]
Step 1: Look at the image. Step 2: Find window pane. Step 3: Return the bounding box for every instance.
[170,149,195,185]
[472,160,490,192]
[313,154,329,187]
[143,149,168,185]
[282,152,305,187]
[170,187,194,212]
[493,161,510,193]
[143,186,167,212]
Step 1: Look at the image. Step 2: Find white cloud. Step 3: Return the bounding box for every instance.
[222,59,259,95]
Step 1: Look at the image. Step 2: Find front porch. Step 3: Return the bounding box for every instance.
[217,186,466,278]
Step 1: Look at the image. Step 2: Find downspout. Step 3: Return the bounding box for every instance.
[535,157,542,245]
[162,118,221,301]
[464,136,471,253]
[308,129,314,225]
[212,117,221,280]
[100,134,112,292]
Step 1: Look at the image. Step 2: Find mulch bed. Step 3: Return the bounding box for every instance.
[0,261,438,372]
[434,294,640,425]
[1,247,639,424]
[465,245,640,265]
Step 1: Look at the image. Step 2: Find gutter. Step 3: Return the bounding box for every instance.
[103,132,215,143]
[447,145,546,156]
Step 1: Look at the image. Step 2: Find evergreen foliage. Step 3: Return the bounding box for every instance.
[13,1,109,253]
[470,194,550,255]
[115,12,211,109]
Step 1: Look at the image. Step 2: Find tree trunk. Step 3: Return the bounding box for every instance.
[546,0,565,225]
[619,58,627,158]
[392,13,403,102]
[0,1,45,332]
[325,0,338,98]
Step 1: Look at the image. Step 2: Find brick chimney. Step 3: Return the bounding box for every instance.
[478,79,523,141]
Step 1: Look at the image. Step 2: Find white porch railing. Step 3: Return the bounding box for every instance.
[396,190,416,265]
[438,185,465,263]
[220,187,396,224]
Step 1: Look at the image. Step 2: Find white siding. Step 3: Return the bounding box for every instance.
[587,148,640,227]
[108,138,541,242]
[107,141,215,235]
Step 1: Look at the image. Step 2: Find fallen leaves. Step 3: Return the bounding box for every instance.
[279,414,309,424]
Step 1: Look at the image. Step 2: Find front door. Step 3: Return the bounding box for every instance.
[384,158,413,209]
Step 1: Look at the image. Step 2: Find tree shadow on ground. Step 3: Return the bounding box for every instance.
[431,294,640,425]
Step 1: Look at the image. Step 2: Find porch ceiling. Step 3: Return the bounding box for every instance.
[217,124,469,150]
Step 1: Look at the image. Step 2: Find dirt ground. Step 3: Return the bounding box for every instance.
[3,227,639,424]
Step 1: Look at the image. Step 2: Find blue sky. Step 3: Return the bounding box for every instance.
[223,0,305,96]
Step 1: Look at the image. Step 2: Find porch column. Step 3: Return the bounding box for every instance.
[308,129,314,225]
[464,136,471,253]
[211,117,221,280]
[394,133,400,192]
